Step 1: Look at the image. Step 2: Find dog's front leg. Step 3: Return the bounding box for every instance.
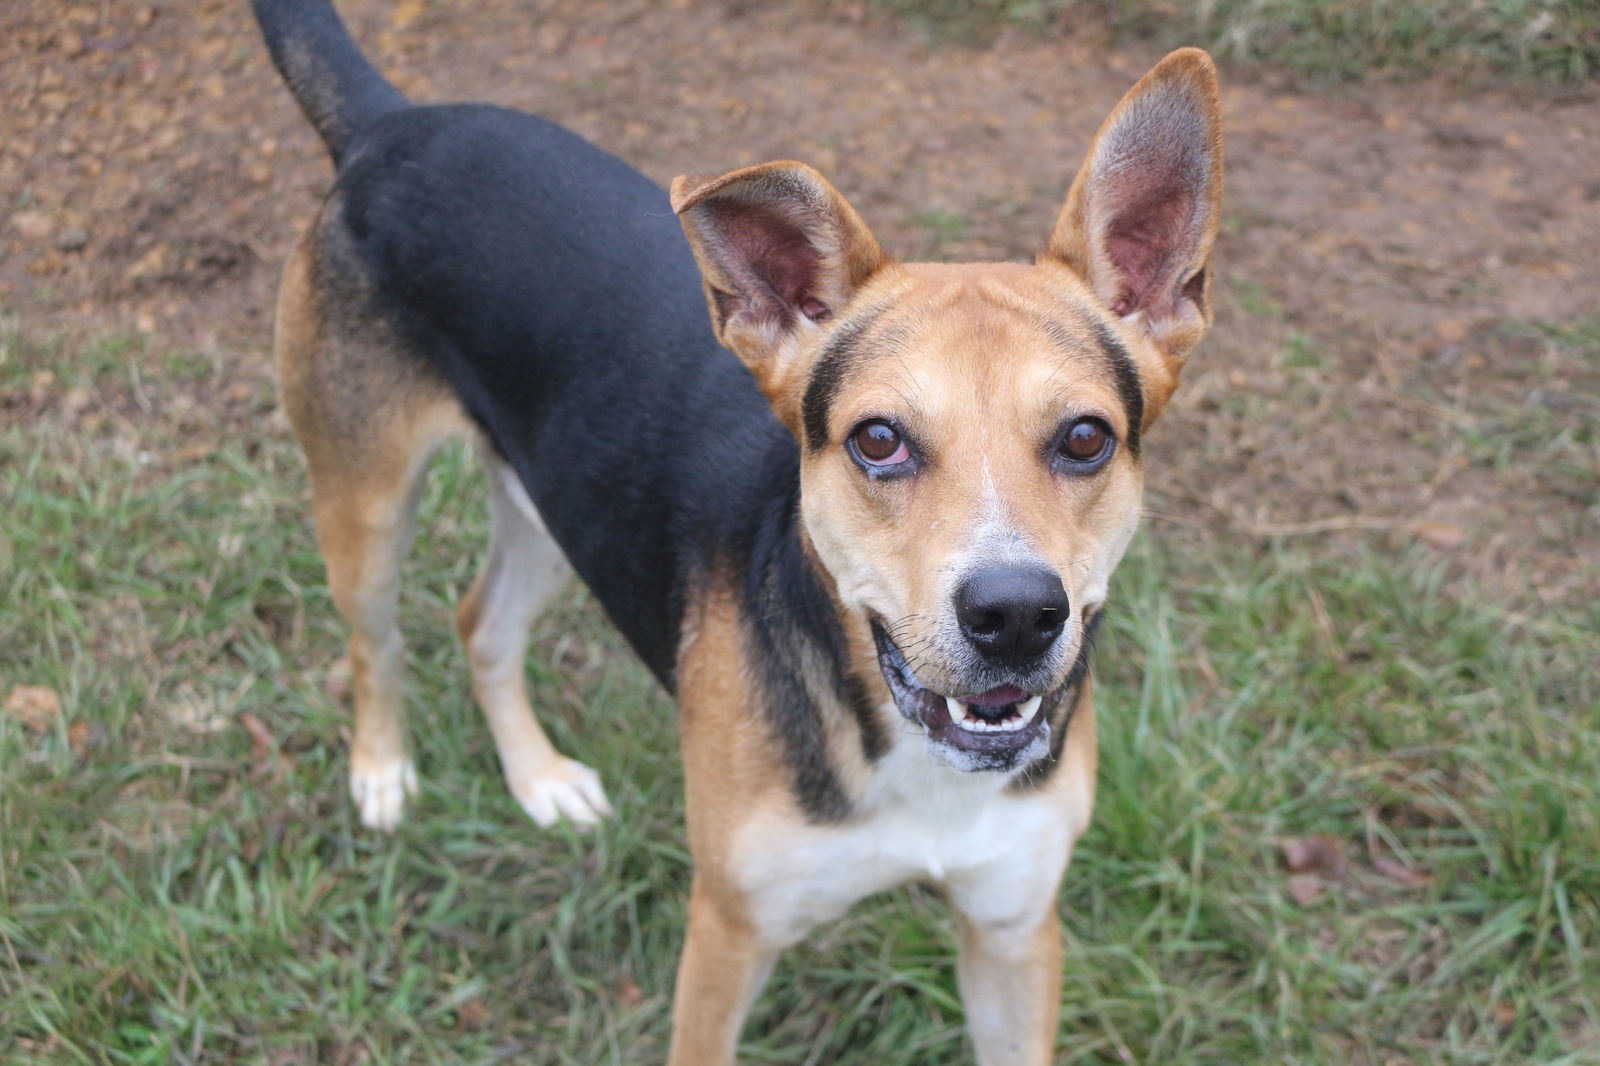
[666,878,777,1066]
[953,904,1063,1066]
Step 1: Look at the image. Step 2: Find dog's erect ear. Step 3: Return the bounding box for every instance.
[1049,48,1223,404]
[671,162,888,407]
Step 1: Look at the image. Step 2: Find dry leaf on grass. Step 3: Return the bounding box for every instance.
[66,721,97,758]
[1286,874,1325,907]
[238,712,295,781]
[615,975,644,1007]
[4,684,62,731]
[1373,855,1435,888]
[1280,834,1348,907]
[1408,520,1466,549]
[1433,317,1470,344]
[1281,834,1348,879]
[169,686,227,734]
[455,1000,489,1033]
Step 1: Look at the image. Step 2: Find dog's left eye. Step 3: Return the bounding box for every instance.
[849,420,913,469]
[1053,417,1114,470]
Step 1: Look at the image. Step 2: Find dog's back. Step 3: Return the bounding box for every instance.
[257,0,812,834]
[254,0,784,683]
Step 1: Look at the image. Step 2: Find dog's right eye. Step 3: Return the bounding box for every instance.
[849,420,912,470]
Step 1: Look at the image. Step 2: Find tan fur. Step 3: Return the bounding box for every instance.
[277,218,607,830]
[663,48,1220,1063]
[675,575,794,884]
[277,46,1220,1065]
[799,262,1147,698]
[669,577,787,1066]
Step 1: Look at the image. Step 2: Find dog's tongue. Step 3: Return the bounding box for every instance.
[966,685,1028,707]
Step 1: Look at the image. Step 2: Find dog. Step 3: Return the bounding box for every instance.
[251,0,1222,1060]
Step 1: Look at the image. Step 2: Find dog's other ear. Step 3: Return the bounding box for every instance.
[672,162,888,409]
[1049,48,1222,415]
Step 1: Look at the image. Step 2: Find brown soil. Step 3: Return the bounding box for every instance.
[4,0,1597,606]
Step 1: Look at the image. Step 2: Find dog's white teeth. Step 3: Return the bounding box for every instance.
[947,696,1038,733]
[945,696,1041,733]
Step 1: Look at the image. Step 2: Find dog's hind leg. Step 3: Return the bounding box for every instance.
[310,441,438,831]
[276,235,467,831]
[455,456,612,827]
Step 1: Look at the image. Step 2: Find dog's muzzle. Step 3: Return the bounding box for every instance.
[871,620,1056,773]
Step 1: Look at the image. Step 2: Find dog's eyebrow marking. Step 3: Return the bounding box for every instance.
[1040,313,1144,460]
[802,303,893,451]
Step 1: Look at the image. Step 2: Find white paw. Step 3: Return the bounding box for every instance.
[350,757,418,832]
[508,757,612,829]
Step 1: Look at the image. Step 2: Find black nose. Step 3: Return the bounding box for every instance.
[956,567,1069,666]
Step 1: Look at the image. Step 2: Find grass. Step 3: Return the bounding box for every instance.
[2,320,1598,1065]
[869,0,1600,84]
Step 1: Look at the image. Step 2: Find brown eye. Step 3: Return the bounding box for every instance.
[1057,418,1113,466]
[850,420,911,467]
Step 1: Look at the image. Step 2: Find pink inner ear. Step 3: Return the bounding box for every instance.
[705,199,825,326]
[1103,185,1193,318]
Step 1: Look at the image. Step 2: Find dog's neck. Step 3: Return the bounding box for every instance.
[714,479,884,823]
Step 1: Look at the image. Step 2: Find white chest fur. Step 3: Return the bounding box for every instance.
[732,725,1089,948]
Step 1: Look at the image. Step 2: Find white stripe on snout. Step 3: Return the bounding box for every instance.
[961,456,1042,572]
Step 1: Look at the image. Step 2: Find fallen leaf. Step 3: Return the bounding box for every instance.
[238,712,294,780]
[67,721,94,758]
[1373,855,1434,887]
[1280,834,1348,880]
[4,685,62,731]
[455,999,488,1032]
[1409,520,1465,549]
[1286,874,1324,907]
[14,1036,63,1055]
[169,687,226,734]
[616,975,644,1007]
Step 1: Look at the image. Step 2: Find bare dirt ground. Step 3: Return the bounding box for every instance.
[4,0,1598,607]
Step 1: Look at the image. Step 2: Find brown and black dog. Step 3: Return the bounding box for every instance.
[252,0,1222,1060]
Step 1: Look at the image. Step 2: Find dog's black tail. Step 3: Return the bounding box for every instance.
[250,0,409,164]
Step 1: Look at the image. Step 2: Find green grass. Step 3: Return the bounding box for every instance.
[871,0,1600,84]
[2,323,1598,1064]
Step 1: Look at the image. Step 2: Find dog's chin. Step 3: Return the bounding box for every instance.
[871,621,1053,774]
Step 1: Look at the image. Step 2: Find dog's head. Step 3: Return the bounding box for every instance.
[673,50,1222,774]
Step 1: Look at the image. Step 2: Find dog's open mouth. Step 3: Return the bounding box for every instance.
[871,621,1051,772]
